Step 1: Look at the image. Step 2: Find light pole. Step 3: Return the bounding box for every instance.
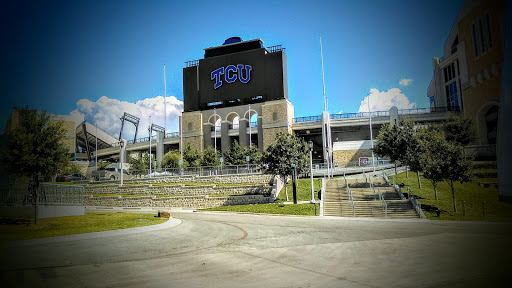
[120,139,126,186]
[368,93,376,174]
[148,116,152,178]
[308,140,315,204]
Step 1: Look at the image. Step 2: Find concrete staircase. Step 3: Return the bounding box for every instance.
[324,178,419,219]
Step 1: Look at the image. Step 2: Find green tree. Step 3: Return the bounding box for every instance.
[128,152,152,172]
[262,132,309,178]
[247,145,263,165]
[223,140,263,165]
[441,141,474,212]
[417,128,446,200]
[374,121,411,175]
[183,143,201,167]
[405,125,424,189]
[443,113,478,148]
[1,108,69,223]
[62,161,83,174]
[223,140,246,165]
[200,146,220,166]
[162,150,188,168]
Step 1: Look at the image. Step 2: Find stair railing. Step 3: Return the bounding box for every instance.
[347,183,354,217]
[378,187,388,217]
[407,187,426,219]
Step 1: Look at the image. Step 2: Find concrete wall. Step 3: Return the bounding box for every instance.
[0,205,85,219]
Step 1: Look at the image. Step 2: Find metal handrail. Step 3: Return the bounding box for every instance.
[347,183,354,217]
[378,187,388,217]
[267,45,285,53]
[292,106,460,124]
[185,60,199,67]
[166,132,179,138]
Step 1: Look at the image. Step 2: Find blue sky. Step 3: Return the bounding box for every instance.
[1,0,463,138]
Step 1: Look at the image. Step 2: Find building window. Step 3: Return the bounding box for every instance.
[472,23,479,57]
[188,122,192,131]
[472,12,493,59]
[486,13,493,48]
[272,112,278,121]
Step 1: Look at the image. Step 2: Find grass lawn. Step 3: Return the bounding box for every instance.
[392,172,512,222]
[204,203,320,216]
[0,212,167,242]
[275,178,323,202]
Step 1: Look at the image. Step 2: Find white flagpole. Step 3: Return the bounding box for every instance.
[249,104,252,148]
[368,93,376,173]
[320,35,332,178]
[164,64,166,136]
[95,125,98,170]
[214,108,217,155]
[320,35,327,112]
[180,114,183,175]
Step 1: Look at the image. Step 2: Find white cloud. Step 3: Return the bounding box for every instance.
[399,78,413,86]
[358,88,415,112]
[68,95,183,140]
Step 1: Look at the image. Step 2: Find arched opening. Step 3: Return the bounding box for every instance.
[245,110,258,147]
[208,114,221,152]
[477,102,499,145]
[484,105,498,144]
[227,113,239,129]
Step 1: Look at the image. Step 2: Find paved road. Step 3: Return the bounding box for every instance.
[1,212,511,287]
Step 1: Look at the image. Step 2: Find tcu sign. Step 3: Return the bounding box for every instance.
[211,64,252,89]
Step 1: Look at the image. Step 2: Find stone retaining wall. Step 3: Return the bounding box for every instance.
[84,184,271,197]
[85,194,270,209]
[84,173,273,186]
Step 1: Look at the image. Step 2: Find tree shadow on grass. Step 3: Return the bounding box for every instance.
[0,217,33,225]
[420,204,445,217]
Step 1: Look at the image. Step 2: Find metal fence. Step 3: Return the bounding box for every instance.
[128,164,264,178]
[1,183,84,206]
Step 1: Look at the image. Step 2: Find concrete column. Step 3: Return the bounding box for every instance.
[239,119,249,147]
[221,121,230,155]
[156,131,164,167]
[389,106,399,126]
[203,124,213,149]
[257,117,263,152]
[321,111,331,164]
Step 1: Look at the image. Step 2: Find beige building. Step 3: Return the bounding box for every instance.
[428,0,505,158]
[5,109,77,155]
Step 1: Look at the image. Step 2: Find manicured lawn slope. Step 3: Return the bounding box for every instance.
[0,212,167,242]
[393,172,512,221]
[204,203,320,216]
[276,178,322,202]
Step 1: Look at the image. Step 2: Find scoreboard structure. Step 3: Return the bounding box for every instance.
[181,37,294,153]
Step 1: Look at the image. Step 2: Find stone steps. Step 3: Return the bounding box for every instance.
[323,177,419,218]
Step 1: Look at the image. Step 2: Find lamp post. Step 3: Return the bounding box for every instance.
[119,139,126,186]
[148,116,152,178]
[308,140,315,204]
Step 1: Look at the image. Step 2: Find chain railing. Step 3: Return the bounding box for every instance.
[1,183,84,206]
